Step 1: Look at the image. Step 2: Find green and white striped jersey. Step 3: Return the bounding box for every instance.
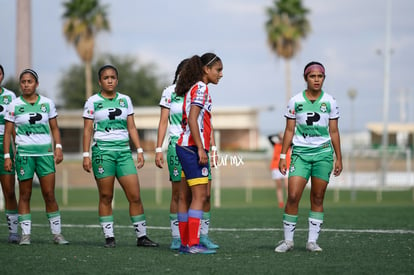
[285,90,339,154]
[5,94,57,156]
[159,84,184,141]
[83,92,134,151]
[0,87,16,135]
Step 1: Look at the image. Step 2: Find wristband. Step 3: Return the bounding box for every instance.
[211,146,217,152]
[155,147,162,153]
[280,154,286,160]
[137,148,144,154]
[55,144,62,149]
[82,152,90,158]
[4,153,10,159]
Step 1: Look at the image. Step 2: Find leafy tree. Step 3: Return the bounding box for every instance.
[58,54,168,109]
[62,0,110,100]
[265,0,311,102]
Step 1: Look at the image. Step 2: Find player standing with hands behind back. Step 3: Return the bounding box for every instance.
[275,61,342,253]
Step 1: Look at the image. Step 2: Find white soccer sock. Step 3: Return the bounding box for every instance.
[133,220,147,238]
[101,222,114,238]
[6,212,19,234]
[169,214,180,239]
[48,215,62,235]
[308,217,323,243]
[283,221,296,242]
[200,212,210,237]
[20,220,31,236]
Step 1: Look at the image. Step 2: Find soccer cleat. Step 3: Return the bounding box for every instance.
[19,234,31,245]
[53,234,69,245]
[179,245,189,254]
[104,237,116,248]
[199,235,219,249]
[8,233,20,244]
[274,240,294,253]
[137,236,159,247]
[188,244,216,254]
[170,237,181,250]
[306,242,323,252]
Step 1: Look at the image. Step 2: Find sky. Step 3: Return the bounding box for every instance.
[1,0,414,135]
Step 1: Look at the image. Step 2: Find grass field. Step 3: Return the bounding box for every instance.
[0,188,413,275]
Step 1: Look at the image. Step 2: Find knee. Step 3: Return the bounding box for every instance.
[311,194,324,206]
[100,193,114,205]
[172,190,180,204]
[4,190,16,201]
[205,194,211,204]
[286,193,300,205]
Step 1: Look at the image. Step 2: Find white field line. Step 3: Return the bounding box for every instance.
[6,223,412,234]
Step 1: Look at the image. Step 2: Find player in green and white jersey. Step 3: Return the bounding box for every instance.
[275,62,343,253]
[0,64,19,243]
[4,69,68,245]
[82,65,158,248]
[155,59,188,250]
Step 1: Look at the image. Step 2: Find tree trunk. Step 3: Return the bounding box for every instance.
[85,61,93,99]
[285,60,292,103]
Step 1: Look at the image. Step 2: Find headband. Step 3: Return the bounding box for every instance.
[20,69,39,82]
[304,64,325,76]
[205,55,218,66]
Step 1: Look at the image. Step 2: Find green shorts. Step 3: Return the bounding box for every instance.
[167,141,182,182]
[91,145,137,179]
[288,149,333,182]
[15,154,55,181]
[0,136,15,175]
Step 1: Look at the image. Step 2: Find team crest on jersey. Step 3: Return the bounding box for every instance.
[119,99,125,107]
[98,165,105,174]
[40,104,47,113]
[320,103,327,113]
[173,167,179,177]
[2,96,10,104]
[201,167,209,176]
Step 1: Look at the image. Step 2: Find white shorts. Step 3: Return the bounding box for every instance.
[271,169,288,180]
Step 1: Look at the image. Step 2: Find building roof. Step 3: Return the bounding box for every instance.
[57,106,260,130]
[366,122,414,135]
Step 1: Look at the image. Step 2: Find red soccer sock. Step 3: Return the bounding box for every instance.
[178,221,188,246]
[188,216,201,247]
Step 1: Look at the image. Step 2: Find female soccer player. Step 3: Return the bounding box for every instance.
[3,69,69,245]
[274,61,342,253]
[175,53,223,254]
[82,65,158,248]
[0,65,19,243]
[155,59,219,250]
[155,59,189,250]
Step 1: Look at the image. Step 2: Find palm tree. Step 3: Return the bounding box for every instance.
[62,0,110,99]
[265,0,310,103]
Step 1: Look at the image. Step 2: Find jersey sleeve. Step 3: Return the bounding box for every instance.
[159,86,172,109]
[48,98,58,119]
[4,102,16,123]
[125,95,134,116]
[284,97,296,119]
[329,96,340,119]
[191,83,208,108]
[83,98,95,119]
